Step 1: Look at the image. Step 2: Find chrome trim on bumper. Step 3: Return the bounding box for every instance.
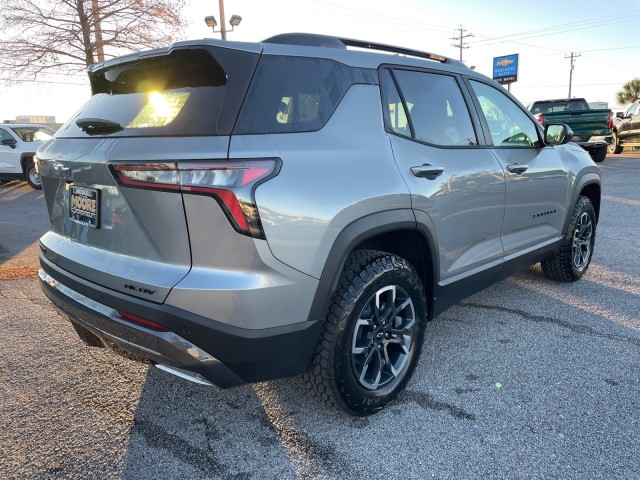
[39,269,245,388]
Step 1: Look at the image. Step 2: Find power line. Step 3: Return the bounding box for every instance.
[515,82,623,87]
[526,45,640,57]
[471,10,640,45]
[272,0,454,35]
[0,77,86,86]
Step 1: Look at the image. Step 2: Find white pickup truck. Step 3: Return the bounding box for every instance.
[0,124,55,189]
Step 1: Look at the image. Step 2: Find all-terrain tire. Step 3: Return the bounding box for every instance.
[541,196,596,282]
[304,249,427,416]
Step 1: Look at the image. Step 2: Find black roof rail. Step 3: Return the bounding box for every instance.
[262,33,467,68]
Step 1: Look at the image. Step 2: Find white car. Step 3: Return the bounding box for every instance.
[0,124,55,189]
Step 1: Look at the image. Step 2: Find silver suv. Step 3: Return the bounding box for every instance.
[37,33,600,415]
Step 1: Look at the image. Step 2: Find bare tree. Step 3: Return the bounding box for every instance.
[0,0,187,79]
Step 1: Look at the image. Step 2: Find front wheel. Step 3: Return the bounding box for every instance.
[541,196,596,282]
[304,250,427,415]
[24,160,42,190]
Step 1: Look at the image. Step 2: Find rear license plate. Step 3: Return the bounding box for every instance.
[69,186,100,228]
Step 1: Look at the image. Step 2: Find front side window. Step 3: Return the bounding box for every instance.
[388,69,477,147]
[470,80,540,147]
[0,128,15,143]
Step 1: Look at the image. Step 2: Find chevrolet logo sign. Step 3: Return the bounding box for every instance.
[496,59,514,67]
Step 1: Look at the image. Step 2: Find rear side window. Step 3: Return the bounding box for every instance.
[380,69,410,137]
[382,69,477,147]
[234,56,375,134]
[57,48,257,138]
[530,100,589,114]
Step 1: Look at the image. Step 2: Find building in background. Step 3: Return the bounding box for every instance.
[3,115,62,130]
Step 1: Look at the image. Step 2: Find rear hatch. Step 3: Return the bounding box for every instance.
[38,42,261,302]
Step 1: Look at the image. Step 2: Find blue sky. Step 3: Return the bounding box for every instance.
[2,0,639,122]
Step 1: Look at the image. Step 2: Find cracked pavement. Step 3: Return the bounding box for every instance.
[1,152,639,479]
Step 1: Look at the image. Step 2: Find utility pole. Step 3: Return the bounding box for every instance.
[218,0,227,41]
[451,25,473,62]
[565,52,581,98]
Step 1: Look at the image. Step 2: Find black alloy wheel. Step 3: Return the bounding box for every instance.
[305,250,427,415]
[541,196,596,282]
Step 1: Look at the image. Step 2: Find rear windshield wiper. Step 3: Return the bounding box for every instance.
[76,118,123,135]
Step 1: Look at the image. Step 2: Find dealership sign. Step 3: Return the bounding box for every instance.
[493,54,519,85]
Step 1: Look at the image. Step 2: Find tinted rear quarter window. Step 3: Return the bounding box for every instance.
[234,55,375,134]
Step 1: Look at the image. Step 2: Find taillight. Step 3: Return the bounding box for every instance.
[535,113,544,125]
[608,111,614,129]
[111,163,181,191]
[111,159,280,239]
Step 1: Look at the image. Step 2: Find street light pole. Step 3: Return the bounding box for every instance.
[218,0,227,41]
[204,3,241,40]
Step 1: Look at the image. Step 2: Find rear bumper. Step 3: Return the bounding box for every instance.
[39,256,323,387]
[574,135,612,149]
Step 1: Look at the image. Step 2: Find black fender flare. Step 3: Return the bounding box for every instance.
[306,209,439,323]
[564,172,601,232]
[20,152,36,173]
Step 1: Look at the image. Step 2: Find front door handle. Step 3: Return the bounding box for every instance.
[507,163,528,174]
[411,164,444,179]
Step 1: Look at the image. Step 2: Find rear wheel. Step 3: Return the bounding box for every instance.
[608,132,623,154]
[304,250,427,415]
[590,145,606,163]
[541,196,596,282]
[24,159,42,189]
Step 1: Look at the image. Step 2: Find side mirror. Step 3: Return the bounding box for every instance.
[1,138,17,149]
[544,123,573,146]
[616,111,624,118]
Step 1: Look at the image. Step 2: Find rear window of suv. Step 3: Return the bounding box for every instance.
[57,48,248,138]
[234,55,376,134]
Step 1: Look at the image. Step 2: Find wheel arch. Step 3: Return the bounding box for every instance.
[306,209,438,324]
[20,152,36,173]
[562,173,600,235]
[576,176,601,222]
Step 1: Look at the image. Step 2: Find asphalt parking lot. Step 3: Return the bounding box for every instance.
[1,151,639,479]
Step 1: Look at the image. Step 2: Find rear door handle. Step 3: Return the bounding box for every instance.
[411,165,444,179]
[507,163,528,174]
